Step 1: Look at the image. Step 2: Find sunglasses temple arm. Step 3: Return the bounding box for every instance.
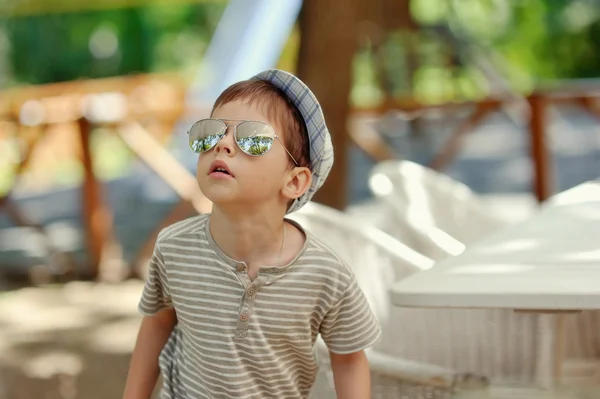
[276,137,299,166]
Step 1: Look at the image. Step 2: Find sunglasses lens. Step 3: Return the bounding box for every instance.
[189,119,226,153]
[235,121,275,156]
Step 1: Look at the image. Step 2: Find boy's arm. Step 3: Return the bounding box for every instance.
[125,237,174,399]
[330,350,371,399]
[123,308,177,399]
[319,270,381,399]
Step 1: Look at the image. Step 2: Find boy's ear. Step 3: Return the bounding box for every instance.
[282,167,312,201]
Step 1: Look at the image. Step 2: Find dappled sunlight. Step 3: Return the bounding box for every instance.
[369,173,394,196]
[404,181,436,226]
[86,318,142,354]
[0,303,94,334]
[558,249,600,262]
[22,351,83,379]
[61,280,144,315]
[0,282,145,399]
[546,181,600,207]
[0,282,143,338]
[474,238,540,254]
[449,263,536,275]
[426,228,466,256]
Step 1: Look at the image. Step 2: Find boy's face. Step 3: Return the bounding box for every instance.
[196,99,300,208]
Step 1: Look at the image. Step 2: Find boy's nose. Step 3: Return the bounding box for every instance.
[215,126,235,155]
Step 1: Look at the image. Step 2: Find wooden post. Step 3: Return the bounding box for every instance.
[78,117,114,279]
[296,0,362,210]
[527,93,552,203]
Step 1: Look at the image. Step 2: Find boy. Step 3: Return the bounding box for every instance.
[123,69,381,399]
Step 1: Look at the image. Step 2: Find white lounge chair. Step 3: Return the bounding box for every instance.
[368,159,511,260]
[290,202,489,398]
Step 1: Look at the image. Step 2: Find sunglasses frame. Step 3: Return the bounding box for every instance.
[188,118,299,166]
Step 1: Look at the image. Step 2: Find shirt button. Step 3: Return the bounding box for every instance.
[240,312,249,321]
[237,264,246,272]
[247,288,256,296]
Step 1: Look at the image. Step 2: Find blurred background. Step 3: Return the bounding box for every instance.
[0,0,599,398]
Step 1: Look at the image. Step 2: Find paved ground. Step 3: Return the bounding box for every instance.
[0,281,161,399]
[1,282,600,399]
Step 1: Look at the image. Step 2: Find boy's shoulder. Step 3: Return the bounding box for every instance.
[299,228,355,285]
[156,213,210,244]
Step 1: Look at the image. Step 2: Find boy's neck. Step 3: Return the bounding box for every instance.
[208,205,288,267]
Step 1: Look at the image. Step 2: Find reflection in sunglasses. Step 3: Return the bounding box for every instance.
[238,136,274,156]
[190,133,225,153]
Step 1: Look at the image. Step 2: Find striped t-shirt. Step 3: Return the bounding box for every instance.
[138,214,381,399]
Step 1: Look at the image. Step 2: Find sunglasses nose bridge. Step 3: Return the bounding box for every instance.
[225,123,237,139]
[214,123,236,154]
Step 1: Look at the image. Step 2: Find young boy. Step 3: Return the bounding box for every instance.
[123,69,381,399]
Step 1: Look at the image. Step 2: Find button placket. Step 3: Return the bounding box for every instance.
[235,276,272,339]
[235,282,258,338]
[233,268,282,340]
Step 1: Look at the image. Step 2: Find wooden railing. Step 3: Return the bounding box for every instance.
[0,73,212,281]
[349,82,600,203]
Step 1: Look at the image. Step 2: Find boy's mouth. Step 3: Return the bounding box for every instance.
[209,160,234,178]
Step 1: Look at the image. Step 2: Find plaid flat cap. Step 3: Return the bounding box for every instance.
[251,69,334,214]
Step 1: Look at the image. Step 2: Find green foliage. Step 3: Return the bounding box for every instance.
[3,2,225,85]
[429,0,600,87]
[355,0,600,106]
[3,0,599,102]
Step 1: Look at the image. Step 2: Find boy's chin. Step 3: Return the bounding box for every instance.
[207,194,285,213]
[203,191,240,206]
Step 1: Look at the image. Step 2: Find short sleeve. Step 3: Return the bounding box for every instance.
[138,243,172,316]
[319,274,382,354]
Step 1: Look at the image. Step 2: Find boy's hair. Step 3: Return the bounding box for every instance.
[211,79,311,169]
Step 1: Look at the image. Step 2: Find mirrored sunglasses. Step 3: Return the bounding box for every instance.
[188,118,298,165]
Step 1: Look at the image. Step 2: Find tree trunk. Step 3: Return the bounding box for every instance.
[296,0,362,210]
